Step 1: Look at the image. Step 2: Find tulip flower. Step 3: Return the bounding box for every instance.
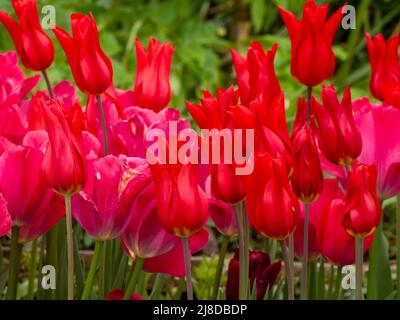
[226,250,281,300]
[52,13,113,96]
[105,289,145,300]
[231,42,281,106]
[312,85,362,166]
[0,193,12,237]
[246,152,300,240]
[0,0,54,71]
[366,33,400,109]
[342,164,382,238]
[278,0,343,87]
[133,38,174,112]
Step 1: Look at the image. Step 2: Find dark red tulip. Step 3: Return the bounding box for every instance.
[278,0,343,87]
[312,85,362,166]
[226,250,281,300]
[342,164,382,238]
[246,152,300,240]
[366,33,400,109]
[0,0,54,71]
[133,38,174,112]
[40,98,86,195]
[231,42,281,106]
[105,289,145,300]
[52,13,113,95]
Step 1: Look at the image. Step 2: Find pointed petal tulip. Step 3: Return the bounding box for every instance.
[52,13,113,95]
[0,0,54,71]
[0,193,12,237]
[133,38,174,111]
[278,0,342,86]
[312,85,362,166]
[40,99,86,195]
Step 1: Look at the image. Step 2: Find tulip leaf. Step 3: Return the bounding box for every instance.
[367,222,394,299]
[250,0,266,33]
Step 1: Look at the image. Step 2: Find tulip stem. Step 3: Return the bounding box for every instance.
[64,194,74,300]
[124,257,144,300]
[211,236,230,299]
[306,86,312,122]
[182,237,194,300]
[355,237,364,300]
[234,202,247,299]
[396,194,400,299]
[27,239,38,300]
[150,274,166,300]
[42,70,54,98]
[243,203,250,299]
[300,203,310,300]
[6,226,22,300]
[81,240,104,300]
[280,240,294,300]
[96,95,109,155]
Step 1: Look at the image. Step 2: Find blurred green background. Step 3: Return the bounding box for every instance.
[1,0,400,124]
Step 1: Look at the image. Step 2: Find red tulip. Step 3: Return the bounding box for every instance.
[278,0,343,86]
[226,250,281,300]
[315,179,374,265]
[246,152,300,240]
[366,33,400,109]
[0,193,12,237]
[40,98,86,195]
[290,99,323,202]
[52,13,113,95]
[312,85,362,166]
[0,0,54,71]
[231,42,281,106]
[105,289,145,300]
[342,164,382,238]
[0,142,64,243]
[133,38,174,112]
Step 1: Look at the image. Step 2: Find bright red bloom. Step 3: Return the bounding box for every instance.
[40,99,86,195]
[105,289,145,300]
[366,33,400,109]
[0,193,12,237]
[226,250,281,300]
[290,99,323,203]
[52,13,113,96]
[133,37,174,112]
[231,42,281,106]
[245,153,300,240]
[0,0,54,71]
[278,0,343,86]
[312,85,362,166]
[342,164,382,238]
[315,179,374,265]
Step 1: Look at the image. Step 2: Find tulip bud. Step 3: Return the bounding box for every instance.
[52,13,113,96]
[0,0,54,71]
[312,85,362,166]
[278,0,343,87]
[342,164,382,238]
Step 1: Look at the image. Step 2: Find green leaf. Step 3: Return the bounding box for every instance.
[251,0,266,33]
[367,222,394,299]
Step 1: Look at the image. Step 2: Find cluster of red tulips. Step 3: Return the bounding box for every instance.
[0,0,400,301]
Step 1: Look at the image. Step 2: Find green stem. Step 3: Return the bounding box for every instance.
[355,237,364,300]
[6,226,22,300]
[300,203,310,300]
[46,225,58,299]
[64,194,74,300]
[211,236,230,299]
[306,86,312,122]
[81,240,104,300]
[182,237,194,300]
[97,95,109,156]
[124,258,144,300]
[42,70,54,98]
[27,239,38,300]
[333,266,343,300]
[280,240,294,300]
[396,194,400,299]
[234,202,246,299]
[150,274,166,300]
[242,203,250,299]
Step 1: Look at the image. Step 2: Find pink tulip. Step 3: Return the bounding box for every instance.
[0,193,12,237]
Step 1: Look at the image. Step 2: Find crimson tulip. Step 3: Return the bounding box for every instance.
[312,85,362,166]
[133,38,174,112]
[40,98,86,195]
[0,0,54,71]
[246,152,300,240]
[342,164,382,238]
[52,13,113,96]
[278,0,343,86]
[105,289,145,300]
[366,33,400,109]
[226,250,281,300]
[0,193,12,237]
